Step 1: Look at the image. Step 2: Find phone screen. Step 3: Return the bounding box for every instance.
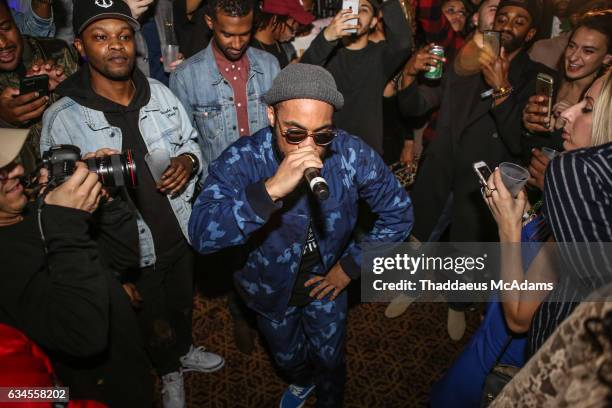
[474,162,492,186]
[20,74,49,97]
[535,73,554,127]
[483,31,501,56]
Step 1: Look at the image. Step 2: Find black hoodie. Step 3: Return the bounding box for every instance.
[57,67,184,256]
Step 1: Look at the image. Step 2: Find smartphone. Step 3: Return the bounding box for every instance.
[20,74,49,97]
[483,30,501,57]
[473,161,492,186]
[342,0,359,34]
[535,73,554,128]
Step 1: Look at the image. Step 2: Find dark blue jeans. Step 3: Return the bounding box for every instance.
[257,292,348,407]
[429,297,527,407]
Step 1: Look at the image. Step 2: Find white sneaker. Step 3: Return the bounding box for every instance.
[162,371,186,408]
[447,308,466,341]
[384,293,415,318]
[180,345,225,373]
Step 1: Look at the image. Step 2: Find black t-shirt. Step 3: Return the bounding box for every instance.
[251,39,290,69]
[288,224,323,307]
[303,40,391,154]
[173,1,211,59]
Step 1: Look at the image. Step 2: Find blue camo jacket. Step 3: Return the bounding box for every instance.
[189,127,413,321]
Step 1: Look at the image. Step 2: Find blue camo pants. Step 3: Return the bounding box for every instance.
[256,292,347,407]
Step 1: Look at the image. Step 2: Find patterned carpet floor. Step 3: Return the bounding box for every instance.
[167,288,481,408]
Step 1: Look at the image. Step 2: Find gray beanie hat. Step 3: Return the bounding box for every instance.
[263,63,344,111]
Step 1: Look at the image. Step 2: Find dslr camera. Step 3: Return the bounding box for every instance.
[41,145,137,188]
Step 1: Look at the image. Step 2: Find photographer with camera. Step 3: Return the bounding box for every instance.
[41,2,223,407]
[0,130,153,406]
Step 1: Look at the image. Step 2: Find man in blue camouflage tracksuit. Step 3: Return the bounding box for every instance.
[189,64,413,407]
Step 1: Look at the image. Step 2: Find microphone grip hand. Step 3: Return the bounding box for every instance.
[265,147,323,201]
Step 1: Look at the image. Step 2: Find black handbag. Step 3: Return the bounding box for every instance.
[480,337,521,407]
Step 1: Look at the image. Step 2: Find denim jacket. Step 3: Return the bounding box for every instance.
[40,78,202,268]
[170,44,280,182]
[10,2,55,38]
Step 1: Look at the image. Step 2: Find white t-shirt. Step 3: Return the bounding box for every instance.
[291,17,333,58]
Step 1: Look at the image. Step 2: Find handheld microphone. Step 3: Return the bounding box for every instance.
[304,168,329,201]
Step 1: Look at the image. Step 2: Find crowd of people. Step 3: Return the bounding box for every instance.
[0,0,611,407]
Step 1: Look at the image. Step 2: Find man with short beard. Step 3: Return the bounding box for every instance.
[40,1,223,407]
[397,0,556,340]
[300,0,412,155]
[401,0,555,244]
[0,0,78,174]
[170,0,279,356]
[189,63,412,408]
[170,0,280,183]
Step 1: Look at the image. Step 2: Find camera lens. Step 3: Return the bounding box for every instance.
[85,150,137,188]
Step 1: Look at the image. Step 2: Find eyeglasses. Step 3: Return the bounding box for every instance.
[276,115,337,146]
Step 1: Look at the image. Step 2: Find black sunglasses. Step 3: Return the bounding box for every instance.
[275,113,337,146]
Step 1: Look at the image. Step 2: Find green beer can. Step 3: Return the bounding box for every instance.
[424,45,445,80]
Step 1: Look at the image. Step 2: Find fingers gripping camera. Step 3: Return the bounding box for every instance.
[42,145,137,188]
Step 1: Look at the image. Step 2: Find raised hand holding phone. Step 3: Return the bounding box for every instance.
[341,0,359,34]
[0,87,49,126]
[324,8,359,41]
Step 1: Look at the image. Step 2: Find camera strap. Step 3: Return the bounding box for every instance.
[35,180,59,257]
[36,196,49,256]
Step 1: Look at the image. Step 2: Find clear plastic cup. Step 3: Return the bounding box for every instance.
[541,147,559,160]
[162,44,180,73]
[144,148,171,182]
[499,162,530,198]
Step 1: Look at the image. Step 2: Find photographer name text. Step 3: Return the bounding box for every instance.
[372,279,554,292]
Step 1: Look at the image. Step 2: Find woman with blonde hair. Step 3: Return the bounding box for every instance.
[485,70,612,355]
[430,72,612,407]
[489,71,612,407]
[591,69,612,146]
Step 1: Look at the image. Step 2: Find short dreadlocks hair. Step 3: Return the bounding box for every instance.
[206,0,255,20]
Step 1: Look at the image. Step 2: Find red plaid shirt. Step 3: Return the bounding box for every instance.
[416,0,465,55]
[415,0,466,143]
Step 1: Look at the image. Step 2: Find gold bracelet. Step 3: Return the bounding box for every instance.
[492,86,513,100]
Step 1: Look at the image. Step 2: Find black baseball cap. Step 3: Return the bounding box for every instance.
[73,0,140,37]
[497,0,541,27]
